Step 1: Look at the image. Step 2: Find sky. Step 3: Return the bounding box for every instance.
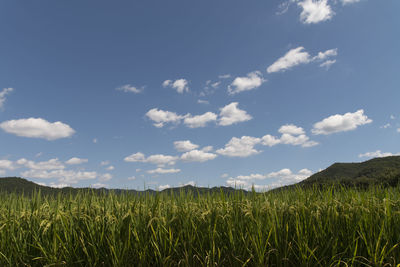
[0,0,399,191]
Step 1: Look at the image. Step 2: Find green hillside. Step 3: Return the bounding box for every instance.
[300,156,400,188]
[0,177,243,196]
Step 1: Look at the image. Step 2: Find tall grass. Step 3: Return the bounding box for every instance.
[0,186,399,266]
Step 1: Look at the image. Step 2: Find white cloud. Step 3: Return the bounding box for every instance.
[65,157,88,165]
[146,108,183,128]
[197,99,209,105]
[17,158,65,170]
[298,0,334,24]
[278,124,305,135]
[312,109,372,135]
[221,173,229,178]
[359,150,400,158]
[358,150,400,158]
[116,84,143,94]
[91,183,108,188]
[158,184,171,190]
[226,168,313,190]
[267,47,337,73]
[267,47,311,73]
[124,152,146,162]
[174,140,199,152]
[0,118,75,140]
[219,102,252,126]
[146,154,178,166]
[124,152,178,166]
[320,59,336,69]
[147,168,181,174]
[99,173,113,181]
[163,79,189,93]
[93,138,98,143]
[184,112,218,128]
[261,134,281,147]
[106,165,114,171]
[228,71,265,95]
[211,81,221,89]
[0,160,15,170]
[390,115,395,120]
[21,169,97,184]
[100,160,110,166]
[341,0,360,5]
[313,49,338,61]
[201,146,213,152]
[218,74,231,79]
[0,88,13,109]
[397,128,400,133]
[181,150,217,162]
[127,176,136,180]
[216,136,261,157]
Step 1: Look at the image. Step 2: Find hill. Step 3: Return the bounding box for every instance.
[0,177,245,196]
[299,156,400,188]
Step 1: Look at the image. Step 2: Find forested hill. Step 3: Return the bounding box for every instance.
[0,177,244,196]
[299,156,400,187]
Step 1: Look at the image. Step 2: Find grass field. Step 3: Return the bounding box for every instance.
[0,186,399,266]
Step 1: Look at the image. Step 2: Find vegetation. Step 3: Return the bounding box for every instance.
[0,186,399,266]
[299,156,400,188]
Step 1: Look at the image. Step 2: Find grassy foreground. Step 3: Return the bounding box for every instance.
[0,187,399,266]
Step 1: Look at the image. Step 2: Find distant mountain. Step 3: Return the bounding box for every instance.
[299,156,400,188]
[0,177,246,196]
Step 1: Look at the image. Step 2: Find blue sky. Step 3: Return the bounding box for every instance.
[0,0,399,190]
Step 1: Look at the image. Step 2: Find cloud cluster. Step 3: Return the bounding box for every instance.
[116,84,143,94]
[0,88,13,109]
[298,0,333,24]
[267,47,338,73]
[217,124,318,157]
[358,150,400,158]
[163,79,189,94]
[124,152,178,167]
[0,118,75,140]
[226,168,313,190]
[312,109,372,135]
[228,71,266,95]
[146,102,252,128]
[0,157,111,186]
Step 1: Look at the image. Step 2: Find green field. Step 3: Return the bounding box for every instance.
[0,186,399,266]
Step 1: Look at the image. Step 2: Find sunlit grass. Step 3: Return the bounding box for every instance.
[0,186,399,266]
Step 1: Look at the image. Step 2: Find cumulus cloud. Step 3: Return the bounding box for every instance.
[320,59,336,69]
[184,112,218,128]
[147,168,180,174]
[298,0,334,24]
[146,103,251,128]
[174,140,199,152]
[0,118,75,140]
[163,79,189,93]
[279,124,305,135]
[116,84,143,94]
[228,71,265,95]
[124,152,178,166]
[216,136,261,157]
[267,47,311,73]
[99,173,113,181]
[267,47,337,73]
[0,160,16,170]
[65,157,88,165]
[226,168,313,190]
[17,158,65,170]
[219,102,252,126]
[106,165,114,171]
[261,135,281,147]
[180,150,217,162]
[358,150,400,158]
[0,88,13,109]
[341,0,360,5]
[91,183,108,188]
[21,169,97,184]
[312,109,372,135]
[145,108,183,128]
[158,184,171,190]
[218,74,231,79]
